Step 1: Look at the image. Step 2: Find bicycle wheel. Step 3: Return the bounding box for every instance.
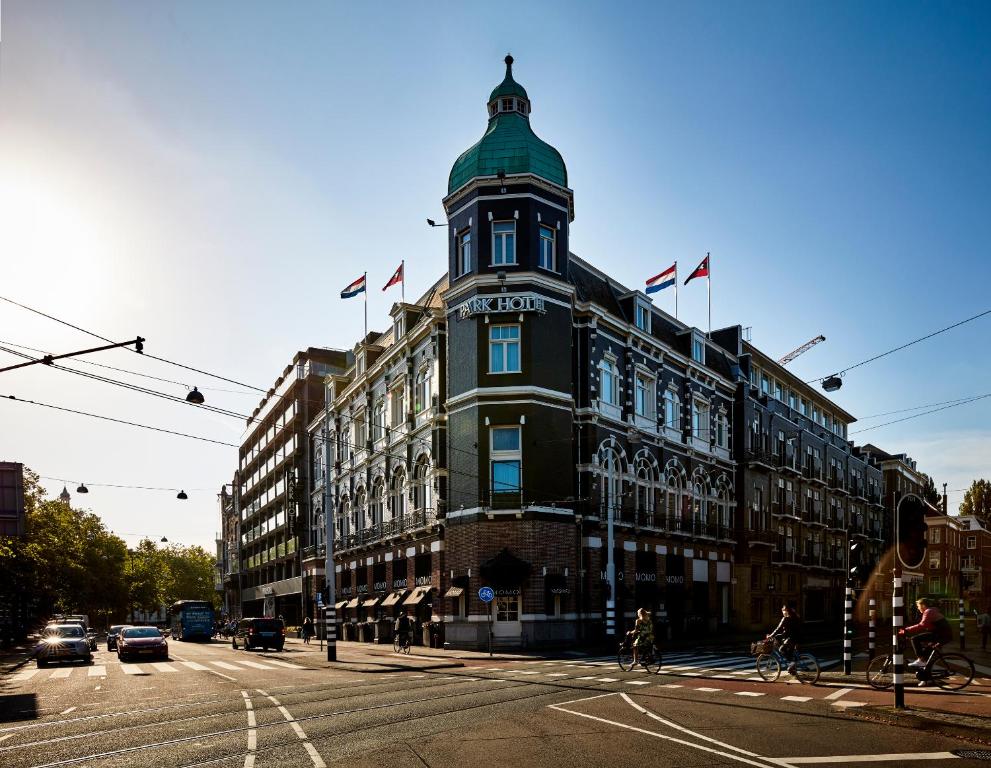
[642,645,663,674]
[393,636,402,653]
[402,639,411,655]
[756,653,780,682]
[793,653,820,685]
[618,642,634,672]
[866,655,893,690]
[931,653,974,691]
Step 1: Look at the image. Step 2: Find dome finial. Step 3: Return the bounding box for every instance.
[505,54,514,72]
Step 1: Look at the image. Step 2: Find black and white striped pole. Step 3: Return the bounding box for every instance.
[959,597,966,650]
[322,417,337,662]
[843,581,854,675]
[868,597,876,659]
[892,573,905,708]
[604,457,616,640]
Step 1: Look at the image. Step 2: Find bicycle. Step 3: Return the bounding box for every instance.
[866,642,974,691]
[618,636,663,673]
[751,637,820,684]
[393,631,411,655]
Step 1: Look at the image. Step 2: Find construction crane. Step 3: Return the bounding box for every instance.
[777,335,826,366]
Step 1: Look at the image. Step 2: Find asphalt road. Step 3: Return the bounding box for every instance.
[1,639,990,768]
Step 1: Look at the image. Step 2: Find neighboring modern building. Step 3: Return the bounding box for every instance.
[734,347,886,632]
[236,347,349,624]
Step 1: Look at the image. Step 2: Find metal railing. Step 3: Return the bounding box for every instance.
[334,508,438,551]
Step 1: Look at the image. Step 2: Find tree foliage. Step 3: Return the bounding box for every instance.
[920,473,942,507]
[960,479,991,526]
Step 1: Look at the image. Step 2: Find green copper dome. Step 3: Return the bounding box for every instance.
[448,55,567,195]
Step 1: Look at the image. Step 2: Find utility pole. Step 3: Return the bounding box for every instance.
[322,411,337,661]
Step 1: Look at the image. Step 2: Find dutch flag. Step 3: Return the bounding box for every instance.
[340,274,366,299]
[645,263,677,294]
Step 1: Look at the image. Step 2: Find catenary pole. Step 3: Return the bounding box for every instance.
[323,412,337,661]
[843,583,854,675]
[868,597,876,659]
[893,572,905,708]
[605,458,616,639]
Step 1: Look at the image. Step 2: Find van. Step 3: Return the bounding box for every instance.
[232,617,285,651]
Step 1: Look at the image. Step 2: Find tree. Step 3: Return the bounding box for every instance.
[920,474,941,508]
[959,479,991,526]
[126,539,166,617]
[160,544,220,610]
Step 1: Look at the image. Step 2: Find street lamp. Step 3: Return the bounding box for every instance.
[176,490,188,500]
[76,483,89,494]
[185,387,205,404]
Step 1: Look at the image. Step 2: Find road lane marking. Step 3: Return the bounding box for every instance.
[661,683,683,688]
[60,707,77,715]
[824,687,853,701]
[260,660,303,670]
[259,690,326,768]
[550,702,777,768]
[830,701,867,709]
[235,660,278,670]
[150,663,177,673]
[781,696,812,702]
[211,671,237,681]
[120,665,146,675]
[552,692,620,707]
[0,734,12,743]
[13,669,39,682]
[211,661,244,671]
[624,680,651,685]
[596,678,619,683]
[771,753,959,764]
[547,673,570,677]
[696,687,722,692]
[241,691,255,768]
[88,666,106,677]
[734,691,765,697]
[49,669,72,679]
[178,661,210,671]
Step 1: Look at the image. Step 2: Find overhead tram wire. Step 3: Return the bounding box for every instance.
[0,294,268,393]
[40,476,187,493]
[0,339,256,395]
[3,395,238,447]
[807,307,991,385]
[854,394,985,421]
[849,391,991,435]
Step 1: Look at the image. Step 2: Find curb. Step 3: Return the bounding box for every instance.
[847,705,991,746]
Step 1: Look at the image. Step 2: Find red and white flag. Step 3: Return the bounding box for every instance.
[382,262,404,291]
[684,254,709,285]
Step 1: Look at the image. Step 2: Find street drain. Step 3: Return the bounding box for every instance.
[952,750,991,761]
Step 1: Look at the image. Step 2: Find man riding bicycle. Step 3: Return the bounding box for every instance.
[768,602,803,674]
[394,609,413,650]
[900,597,953,669]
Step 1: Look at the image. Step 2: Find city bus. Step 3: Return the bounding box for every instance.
[167,600,215,641]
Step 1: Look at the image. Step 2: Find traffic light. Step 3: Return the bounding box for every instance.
[896,494,928,570]
[849,540,865,587]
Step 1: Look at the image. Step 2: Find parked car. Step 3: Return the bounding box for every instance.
[117,626,169,662]
[36,624,93,668]
[232,617,285,651]
[107,625,131,652]
[85,630,98,651]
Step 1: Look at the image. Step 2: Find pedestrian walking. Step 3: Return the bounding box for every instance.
[977,606,991,651]
[302,616,314,645]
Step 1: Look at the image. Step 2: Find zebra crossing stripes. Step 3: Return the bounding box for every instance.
[8,657,308,683]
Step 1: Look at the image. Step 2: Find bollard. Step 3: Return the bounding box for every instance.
[868,598,876,660]
[959,598,966,651]
[843,585,854,675]
[893,576,905,709]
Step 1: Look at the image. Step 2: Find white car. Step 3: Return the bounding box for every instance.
[36,624,93,667]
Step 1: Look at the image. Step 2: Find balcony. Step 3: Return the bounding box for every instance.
[334,508,439,552]
[613,510,736,542]
[744,528,777,547]
[747,447,775,469]
[772,501,799,520]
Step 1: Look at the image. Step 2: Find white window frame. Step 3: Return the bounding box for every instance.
[491,221,517,266]
[692,332,706,365]
[353,411,367,448]
[490,426,522,498]
[634,370,654,419]
[967,535,977,550]
[692,397,710,441]
[389,385,405,430]
[457,229,472,276]
[635,301,651,333]
[489,324,521,374]
[538,224,555,271]
[372,399,386,443]
[414,367,431,415]
[663,387,681,439]
[599,355,620,409]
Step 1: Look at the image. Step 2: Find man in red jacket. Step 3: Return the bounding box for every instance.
[899,597,953,668]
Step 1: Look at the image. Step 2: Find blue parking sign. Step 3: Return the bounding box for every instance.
[478,586,495,603]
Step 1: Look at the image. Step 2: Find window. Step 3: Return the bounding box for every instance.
[692,398,710,440]
[750,598,764,624]
[967,535,977,550]
[635,303,651,333]
[489,325,521,373]
[354,412,367,447]
[492,221,516,265]
[788,392,797,410]
[538,225,555,270]
[600,358,619,407]
[495,595,519,622]
[413,456,430,511]
[372,399,385,442]
[929,551,940,569]
[389,470,406,521]
[635,372,654,418]
[929,577,942,593]
[930,527,941,544]
[760,373,770,394]
[715,410,729,449]
[457,229,472,275]
[390,387,404,428]
[393,315,404,341]
[774,382,783,401]
[491,427,521,496]
[693,335,706,364]
[751,564,762,590]
[663,389,680,430]
[415,368,430,414]
[800,398,809,417]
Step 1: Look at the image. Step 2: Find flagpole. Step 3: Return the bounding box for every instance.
[675,261,679,320]
[363,271,368,342]
[401,260,405,305]
[706,252,711,336]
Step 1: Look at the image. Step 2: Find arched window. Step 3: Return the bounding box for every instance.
[413,455,431,512]
[338,497,349,540]
[600,448,623,520]
[599,359,619,407]
[389,468,406,522]
[353,489,366,532]
[693,479,707,532]
[370,478,385,530]
[665,473,681,525]
[372,400,386,442]
[314,512,324,546]
[415,368,431,414]
[635,458,655,525]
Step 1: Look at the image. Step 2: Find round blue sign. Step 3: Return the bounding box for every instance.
[478,586,495,603]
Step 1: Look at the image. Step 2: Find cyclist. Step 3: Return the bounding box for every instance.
[900,597,953,669]
[627,608,654,667]
[394,609,413,651]
[768,603,803,674]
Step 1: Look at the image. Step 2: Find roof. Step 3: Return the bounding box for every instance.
[489,55,529,101]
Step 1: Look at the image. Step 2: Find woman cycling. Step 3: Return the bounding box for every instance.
[628,608,654,666]
[768,603,803,674]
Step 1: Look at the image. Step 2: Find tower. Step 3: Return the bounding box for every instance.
[59,485,71,505]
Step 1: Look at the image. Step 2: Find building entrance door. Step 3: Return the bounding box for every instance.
[491,594,522,640]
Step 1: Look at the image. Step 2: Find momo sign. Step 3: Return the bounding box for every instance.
[456,293,546,320]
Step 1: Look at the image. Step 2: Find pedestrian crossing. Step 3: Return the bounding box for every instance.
[8,657,307,684]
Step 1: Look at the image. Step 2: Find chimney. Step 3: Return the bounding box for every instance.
[942,483,948,515]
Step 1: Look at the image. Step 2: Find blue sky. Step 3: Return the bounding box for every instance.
[1,1,989,547]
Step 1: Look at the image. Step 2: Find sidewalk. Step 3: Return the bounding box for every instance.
[281,635,539,662]
[0,640,36,676]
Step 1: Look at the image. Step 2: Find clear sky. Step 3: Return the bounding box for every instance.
[1,1,989,549]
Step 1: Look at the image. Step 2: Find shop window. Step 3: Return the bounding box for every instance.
[496,595,519,622]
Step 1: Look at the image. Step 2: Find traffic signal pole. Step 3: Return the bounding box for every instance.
[322,416,337,662]
[843,583,854,675]
[893,571,905,709]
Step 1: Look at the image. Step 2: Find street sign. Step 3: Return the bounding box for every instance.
[478,586,494,603]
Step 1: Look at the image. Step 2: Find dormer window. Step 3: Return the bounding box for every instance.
[692,332,706,364]
[635,301,651,333]
[393,315,404,341]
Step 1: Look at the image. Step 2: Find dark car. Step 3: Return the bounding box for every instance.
[118,626,169,662]
[232,617,285,651]
[35,624,93,668]
[107,625,131,651]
